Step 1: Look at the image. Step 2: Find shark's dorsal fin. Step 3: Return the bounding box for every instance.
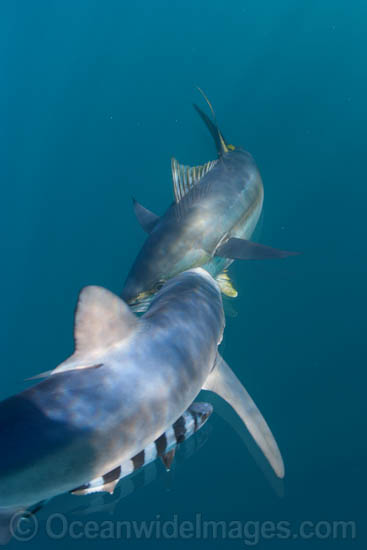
[171,157,216,203]
[73,286,138,354]
[30,287,138,378]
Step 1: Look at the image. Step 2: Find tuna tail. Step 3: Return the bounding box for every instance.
[193,87,229,156]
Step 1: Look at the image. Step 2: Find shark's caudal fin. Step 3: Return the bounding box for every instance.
[193,88,229,156]
[215,237,300,260]
[30,286,139,379]
[202,354,285,479]
[132,198,160,233]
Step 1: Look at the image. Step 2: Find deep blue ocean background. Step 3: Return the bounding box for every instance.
[1,1,366,547]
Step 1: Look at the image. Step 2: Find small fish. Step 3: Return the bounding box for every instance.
[66,414,212,519]
[24,402,212,519]
[71,401,213,495]
[122,90,298,311]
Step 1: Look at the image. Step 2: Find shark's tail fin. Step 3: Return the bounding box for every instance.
[193,87,229,156]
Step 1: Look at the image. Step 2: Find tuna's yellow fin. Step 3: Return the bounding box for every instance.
[216,271,238,298]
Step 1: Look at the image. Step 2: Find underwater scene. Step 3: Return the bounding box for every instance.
[1,1,366,548]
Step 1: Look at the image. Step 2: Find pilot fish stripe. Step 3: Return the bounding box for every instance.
[132,450,145,471]
[155,432,167,455]
[103,465,121,484]
[183,409,197,433]
[70,403,211,496]
[173,414,186,443]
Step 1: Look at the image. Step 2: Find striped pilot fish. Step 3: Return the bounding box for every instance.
[25,402,212,519]
[66,409,212,518]
[71,401,213,495]
[0,267,283,538]
[122,90,298,312]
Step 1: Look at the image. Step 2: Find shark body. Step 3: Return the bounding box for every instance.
[0,268,283,524]
[0,269,222,510]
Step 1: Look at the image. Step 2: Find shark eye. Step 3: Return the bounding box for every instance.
[156,281,165,291]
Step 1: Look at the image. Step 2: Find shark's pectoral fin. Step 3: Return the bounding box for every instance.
[215,237,300,260]
[30,286,139,378]
[132,198,160,233]
[161,448,176,471]
[202,354,285,478]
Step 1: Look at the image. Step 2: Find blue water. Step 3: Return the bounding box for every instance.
[1,1,366,547]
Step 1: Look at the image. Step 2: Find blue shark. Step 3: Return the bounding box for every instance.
[0,268,284,536]
[122,92,297,311]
